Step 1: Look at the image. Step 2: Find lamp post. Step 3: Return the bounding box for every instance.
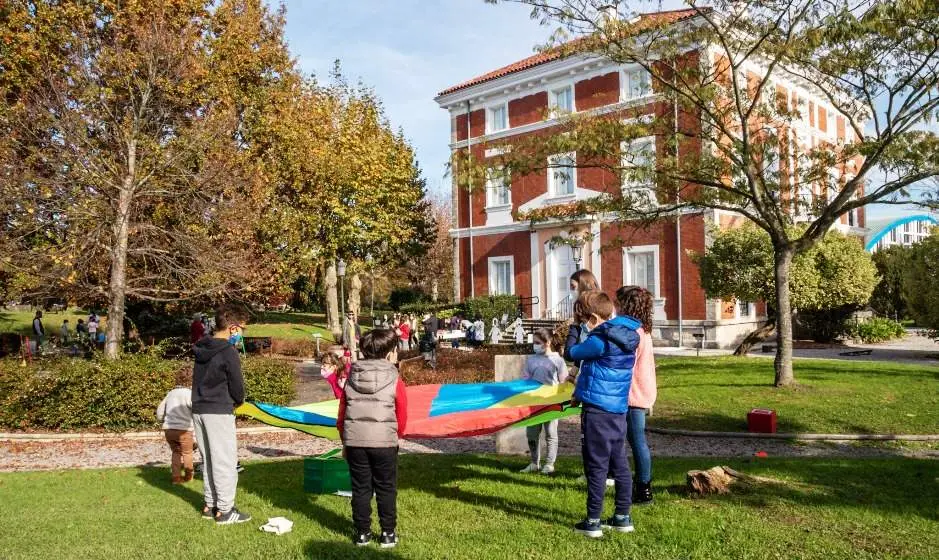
[365,253,374,319]
[571,242,583,269]
[337,258,347,330]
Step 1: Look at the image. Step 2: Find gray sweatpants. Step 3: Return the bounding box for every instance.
[192,413,238,513]
[526,419,559,467]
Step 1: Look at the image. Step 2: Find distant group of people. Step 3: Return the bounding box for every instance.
[30,310,100,352]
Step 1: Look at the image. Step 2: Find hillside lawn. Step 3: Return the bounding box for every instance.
[0,455,935,559]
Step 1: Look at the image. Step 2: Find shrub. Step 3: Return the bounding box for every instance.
[796,305,857,343]
[848,317,906,344]
[388,287,427,311]
[0,354,295,431]
[271,337,317,357]
[461,295,520,324]
[242,356,296,405]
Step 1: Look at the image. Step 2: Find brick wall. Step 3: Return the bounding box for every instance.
[600,214,708,320]
[575,71,620,111]
[457,231,533,300]
[509,92,547,127]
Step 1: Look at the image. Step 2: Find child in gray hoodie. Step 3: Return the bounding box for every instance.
[156,367,195,484]
[520,328,569,475]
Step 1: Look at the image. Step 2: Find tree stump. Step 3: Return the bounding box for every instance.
[686,466,744,495]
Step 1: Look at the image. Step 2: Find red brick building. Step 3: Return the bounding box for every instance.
[434,10,866,348]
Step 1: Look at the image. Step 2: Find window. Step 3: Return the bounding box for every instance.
[548,152,576,196]
[917,221,925,234]
[904,234,912,244]
[487,104,508,133]
[485,167,511,208]
[488,257,514,295]
[624,245,659,297]
[890,228,897,243]
[737,300,754,318]
[623,68,651,101]
[549,85,574,113]
[621,137,655,191]
[903,222,910,233]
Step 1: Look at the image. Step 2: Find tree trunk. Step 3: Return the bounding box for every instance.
[431,277,439,303]
[732,316,777,356]
[773,247,795,386]
[325,262,340,339]
[105,143,136,359]
[348,273,362,318]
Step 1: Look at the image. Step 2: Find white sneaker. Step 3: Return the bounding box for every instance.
[606,478,616,487]
[541,464,555,475]
[520,463,540,473]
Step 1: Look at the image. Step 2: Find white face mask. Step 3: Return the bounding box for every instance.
[532,343,545,354]
[320,365,335,378]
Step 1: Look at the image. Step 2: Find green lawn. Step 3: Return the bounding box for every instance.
[246,311,336,342]
[0,310,92,336]
[653,357,939,435]
[0,455,936,559]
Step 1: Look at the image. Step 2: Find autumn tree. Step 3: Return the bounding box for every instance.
[0,0,297,357]
[260,69,431,338]
[901,233,939,335]
[696,224,878,352]
[480,0,939,385]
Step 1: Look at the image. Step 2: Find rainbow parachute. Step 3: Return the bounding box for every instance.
[236,379,580,440]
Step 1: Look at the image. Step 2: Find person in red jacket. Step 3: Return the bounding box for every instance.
[190,313,206,344]
[396,320,410,352]
[336,328,407,548]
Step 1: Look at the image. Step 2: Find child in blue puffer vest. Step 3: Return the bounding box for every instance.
[566,290,641,538]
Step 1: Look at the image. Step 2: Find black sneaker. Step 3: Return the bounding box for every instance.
[353,531,372,547]
[236,462,245,473]
[201,504,216,520]
[379,531,398,548]
[574,518,603,538]
[215,507,252,525]
[602,514,635,533]
[633,480,654,505]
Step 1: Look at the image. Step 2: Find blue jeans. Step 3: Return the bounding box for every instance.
[626,407,652,484]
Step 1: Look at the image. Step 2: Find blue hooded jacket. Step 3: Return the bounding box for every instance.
[570,315,641,414]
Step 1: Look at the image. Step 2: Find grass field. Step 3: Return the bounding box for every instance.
[652,357,939,435]
[0,455,936,559]
[0,310,94,337]
[247,312,336,342]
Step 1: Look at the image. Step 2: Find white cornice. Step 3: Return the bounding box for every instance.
[448,94,662,151]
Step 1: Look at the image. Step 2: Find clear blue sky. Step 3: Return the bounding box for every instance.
[274,0,930,220]
[275,0,553,198]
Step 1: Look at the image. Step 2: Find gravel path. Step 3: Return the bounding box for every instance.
[3,416,936,473]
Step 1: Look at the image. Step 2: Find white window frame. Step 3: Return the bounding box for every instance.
[735,299,755,320]
[486,103,508,134]
[547,152,576,198]
[620,136,656,191]
[621,66,652,102]
[485,167,511,209]
[548,83,575,114]
[488,256,515,296]
[622,245,660,297]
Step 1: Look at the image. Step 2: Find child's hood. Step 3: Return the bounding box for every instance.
[348,359,398,395]
[591,315,641,352]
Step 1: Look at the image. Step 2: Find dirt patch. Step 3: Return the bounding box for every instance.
[399,347,499,384]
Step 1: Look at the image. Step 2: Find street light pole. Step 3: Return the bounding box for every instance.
[337,258,347,332]
[366,253,374,319]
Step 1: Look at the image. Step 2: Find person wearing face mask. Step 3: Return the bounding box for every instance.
[320,352,346,399]
[519,328,569,475]
[564,269,600,363]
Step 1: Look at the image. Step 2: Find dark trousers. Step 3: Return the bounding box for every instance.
[346,446,398,533]
[581,405,632,519]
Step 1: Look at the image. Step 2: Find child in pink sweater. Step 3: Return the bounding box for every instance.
[615,285,657,505]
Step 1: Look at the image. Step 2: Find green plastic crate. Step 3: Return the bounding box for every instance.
[303,449,352,494]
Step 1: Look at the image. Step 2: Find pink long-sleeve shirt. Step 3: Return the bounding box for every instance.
[628,328,657,409]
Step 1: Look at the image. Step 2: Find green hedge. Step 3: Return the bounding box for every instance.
[0,354,295,431]
[848,317,906,344]
[461,295,520,324]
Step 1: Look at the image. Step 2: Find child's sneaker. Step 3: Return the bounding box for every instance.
[215,507,252,525]
[379,531,398,548]
[353,531,372,546]
[540,464,555,475]
[183,469,194,483]
[602,514,635,533]
[574,518,603,538]
[633,480,653,505]
[236,462,245,473]
[201,504,216,520]
[519,463,540,473]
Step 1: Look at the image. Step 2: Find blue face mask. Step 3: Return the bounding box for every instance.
[532,343,545,354]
